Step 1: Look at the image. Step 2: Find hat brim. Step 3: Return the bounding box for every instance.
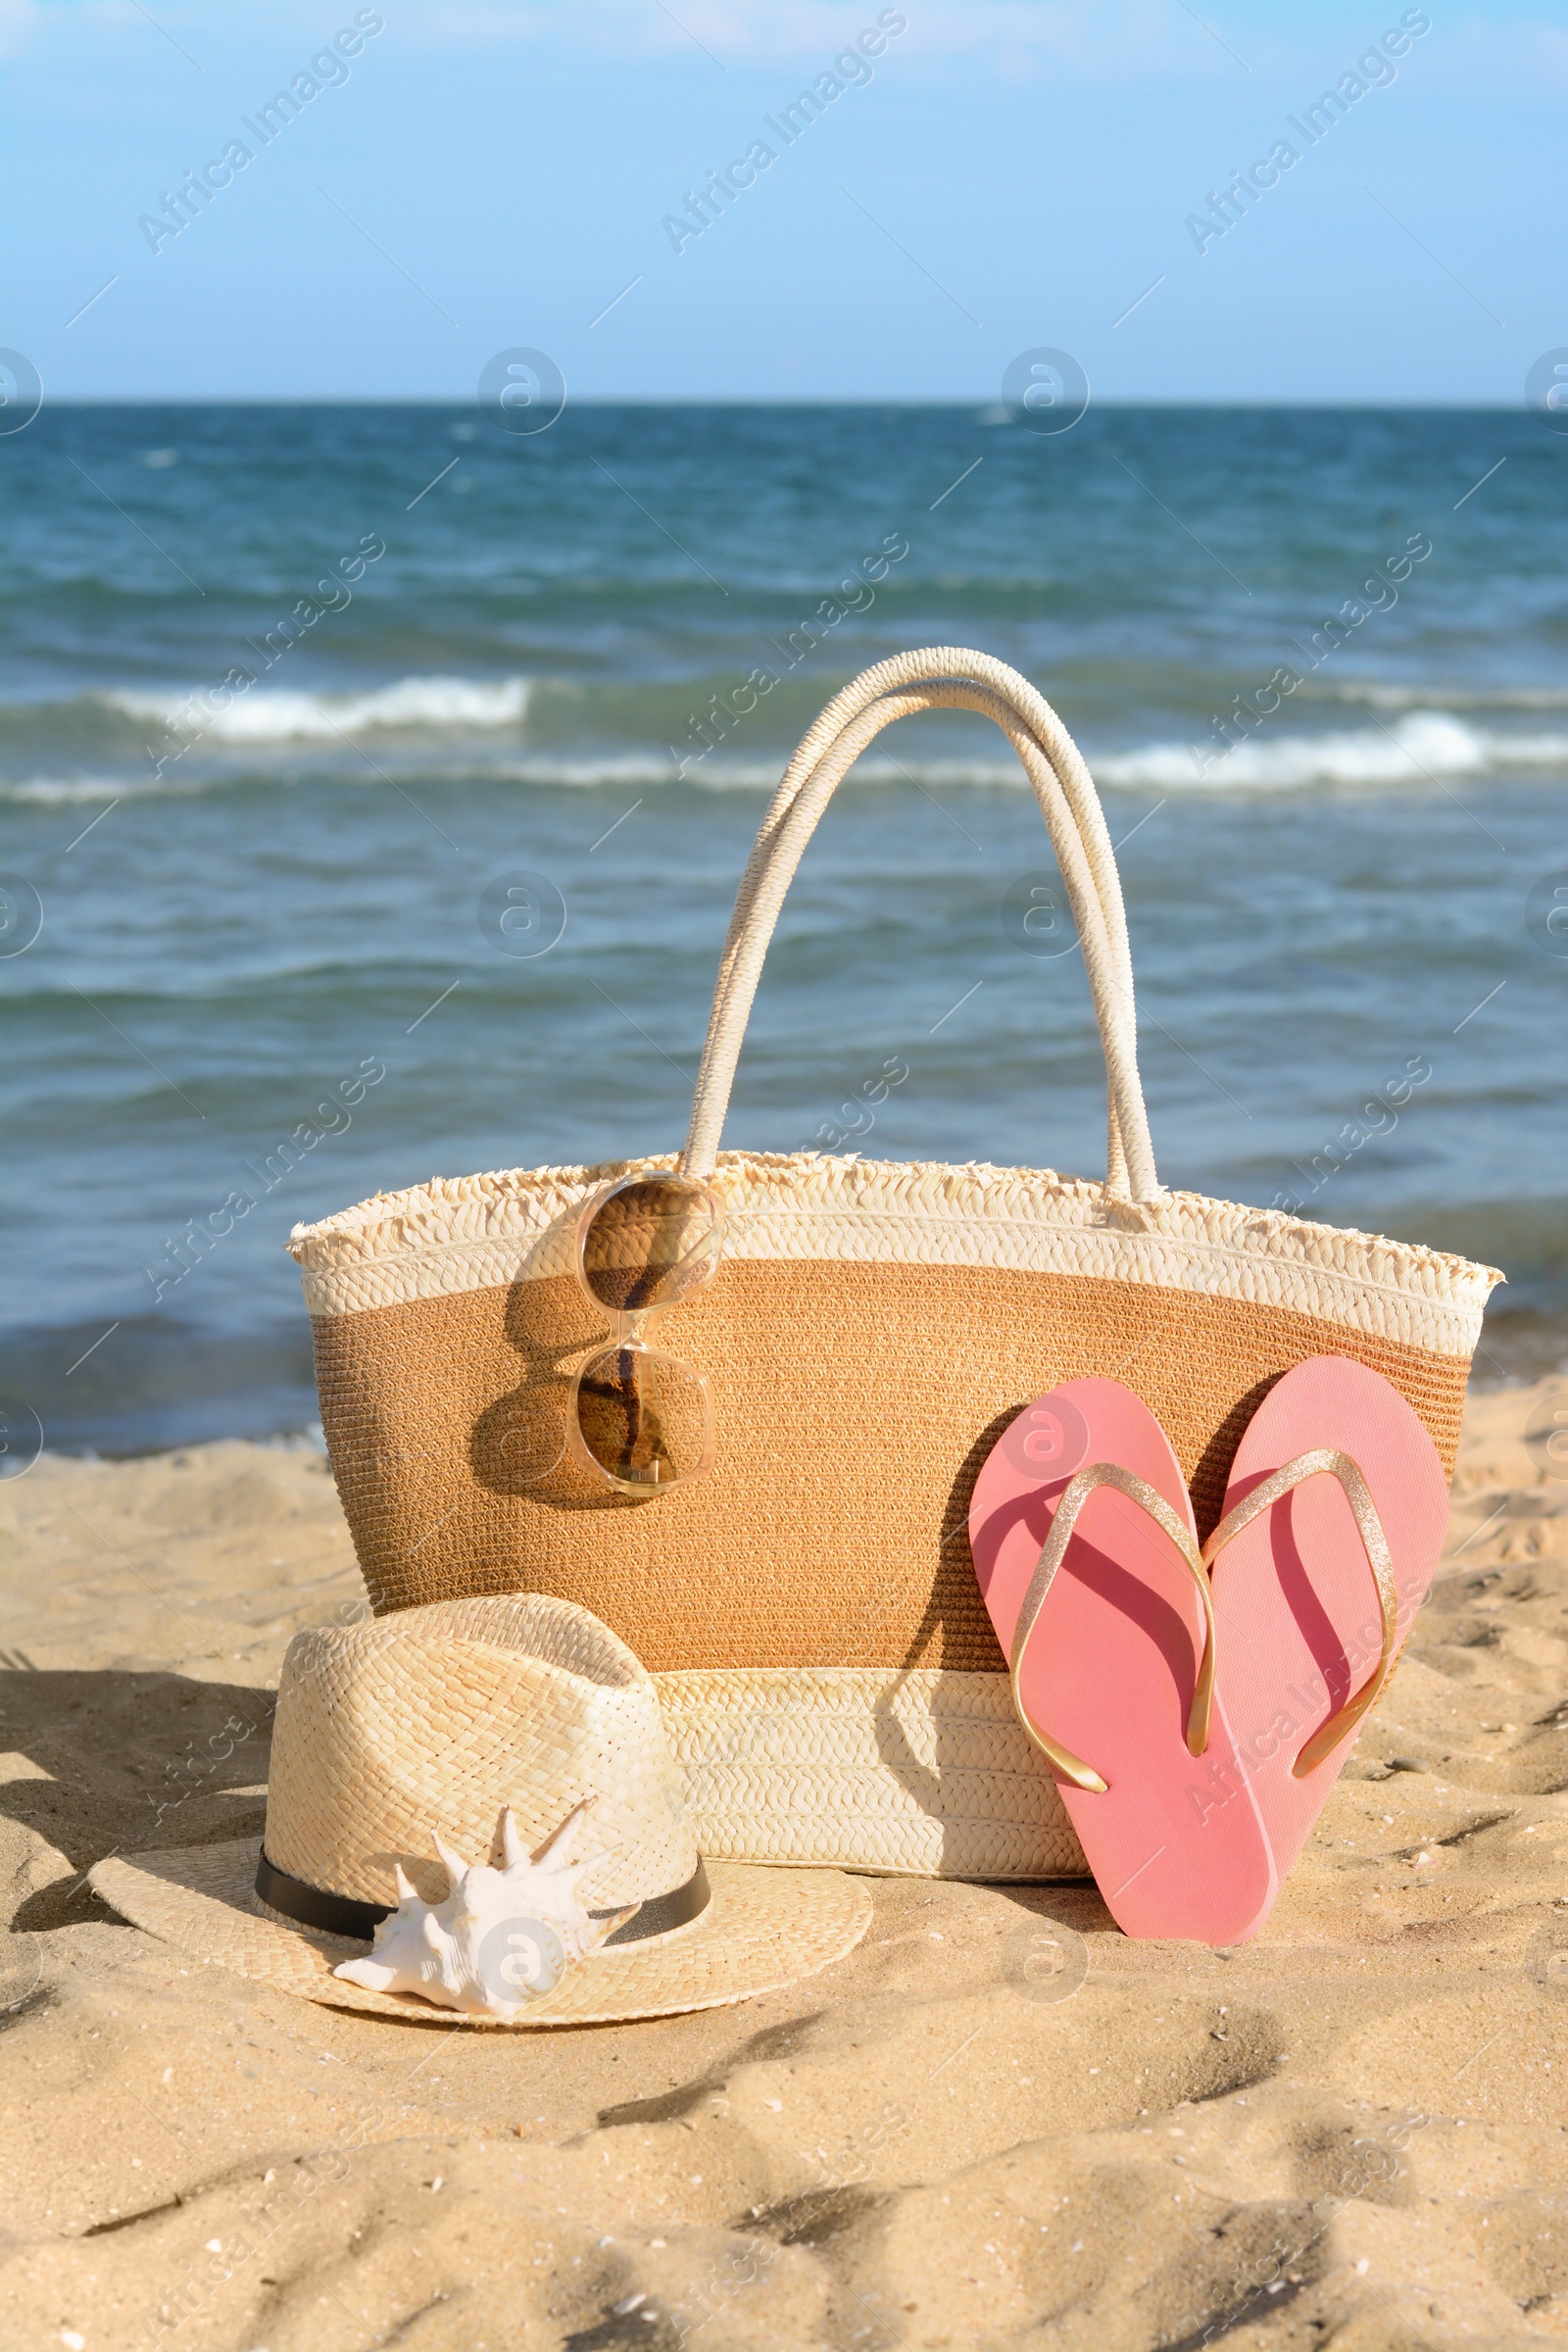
[91,1838,871,2029]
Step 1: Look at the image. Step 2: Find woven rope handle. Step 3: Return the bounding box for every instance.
[680,649,1161,1203]
[692,652,1140,1192]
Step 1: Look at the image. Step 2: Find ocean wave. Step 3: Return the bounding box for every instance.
[6,710,1566,806]
[0,774,193,805]
[1312,682,1568,711]
[460,724,1568,794]
[1096,712,1568,791]
[99,673,532,743]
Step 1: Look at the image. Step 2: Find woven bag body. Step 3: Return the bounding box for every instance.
[291,651,1498,1881]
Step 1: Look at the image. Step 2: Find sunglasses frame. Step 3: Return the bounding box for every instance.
[564,1169,724,1496]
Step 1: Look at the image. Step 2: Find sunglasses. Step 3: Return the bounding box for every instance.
[565,1170,725,1495]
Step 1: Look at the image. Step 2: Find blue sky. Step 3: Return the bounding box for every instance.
[5,1,1561,401]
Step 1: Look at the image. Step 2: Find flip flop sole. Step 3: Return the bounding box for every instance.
[1206,1356,1449,1881]
[969,1379,1278,1945]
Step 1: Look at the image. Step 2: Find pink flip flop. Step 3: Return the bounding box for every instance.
[969,1379,1277,1945]
[1200,1355,1449,1882]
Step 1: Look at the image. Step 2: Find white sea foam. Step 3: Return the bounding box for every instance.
[1095,712,1568,792]
[1314,681,1568,711]
[8,710,1565,805]
[101,673,532,743]
[1,773,220,805]
[689,714,1568,792]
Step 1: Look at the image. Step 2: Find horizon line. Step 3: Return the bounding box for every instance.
[26,395,1541,412]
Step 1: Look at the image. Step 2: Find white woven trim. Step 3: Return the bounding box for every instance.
[653,1666,1089,1881]
[289,1152,1498,1355]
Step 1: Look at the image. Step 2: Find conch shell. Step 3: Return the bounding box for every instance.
[333,1798,625,2021]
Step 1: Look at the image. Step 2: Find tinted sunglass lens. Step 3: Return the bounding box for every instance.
[573,1345,713,1491]
[580,1175,721,1317]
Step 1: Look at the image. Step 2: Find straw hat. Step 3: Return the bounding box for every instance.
[92,1593,871,2029]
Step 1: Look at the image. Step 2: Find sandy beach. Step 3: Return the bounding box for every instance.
[0,1373,1564,2349]
[8,2,1560,2342]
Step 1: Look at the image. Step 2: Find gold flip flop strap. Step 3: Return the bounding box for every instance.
[1200,1446,1398,1779]
[1009,1462,1215,1794]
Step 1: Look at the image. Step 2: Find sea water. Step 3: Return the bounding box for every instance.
[3,403,1563,1452]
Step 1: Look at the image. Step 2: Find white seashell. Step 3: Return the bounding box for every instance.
[333,1797,627,2021]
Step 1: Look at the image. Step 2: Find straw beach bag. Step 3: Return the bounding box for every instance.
[290,650,1499,1883]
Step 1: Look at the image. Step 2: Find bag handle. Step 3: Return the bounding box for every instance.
[692,653,1142,1191]
[679,648,1160,1203]
[689,680,1138,1195]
